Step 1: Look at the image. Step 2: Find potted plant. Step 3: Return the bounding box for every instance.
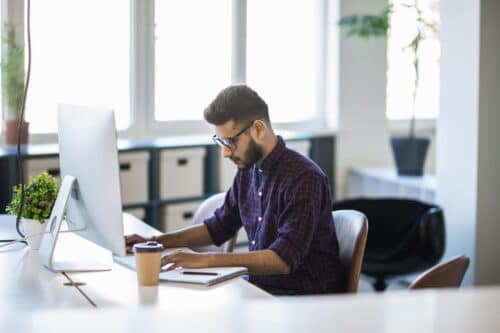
[1,23,28,145]
[6,172,59,249]
[339,1,439,176]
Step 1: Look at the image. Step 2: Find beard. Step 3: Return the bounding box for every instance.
[231,138,264,171]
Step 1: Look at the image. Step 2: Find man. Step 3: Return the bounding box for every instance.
[126,85,345,295]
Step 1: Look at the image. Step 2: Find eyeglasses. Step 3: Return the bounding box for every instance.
[212,121,255,151]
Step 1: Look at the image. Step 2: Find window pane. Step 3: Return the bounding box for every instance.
[247,0,322,123]
[386,0,440,120]
[155,0,231,122]
[0,4,3,129]
[27,0,130,133]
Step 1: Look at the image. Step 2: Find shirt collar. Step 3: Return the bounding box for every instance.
[258,136,286,172]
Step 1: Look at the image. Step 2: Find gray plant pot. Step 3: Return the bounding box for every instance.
[390,137,430,176]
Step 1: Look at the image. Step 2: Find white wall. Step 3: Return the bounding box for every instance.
[336,0,392,199]
[437,0,500,286]
[474,0,500,285]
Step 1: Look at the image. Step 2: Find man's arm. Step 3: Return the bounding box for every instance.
[153,223,213,248]
[125,223,214,251]
[161,249,290,275]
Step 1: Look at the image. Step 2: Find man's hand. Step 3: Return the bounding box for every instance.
[161,249,211,271]
[124,234,148,253]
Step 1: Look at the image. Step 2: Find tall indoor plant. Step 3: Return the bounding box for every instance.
[1,23,28,145]
[339,1,439,176]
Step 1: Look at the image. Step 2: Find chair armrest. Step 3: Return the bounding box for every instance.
[418,207,446,260]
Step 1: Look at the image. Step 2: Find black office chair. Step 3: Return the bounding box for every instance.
[333,198,445,291]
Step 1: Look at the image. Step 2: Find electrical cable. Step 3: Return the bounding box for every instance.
[14,0,32,238]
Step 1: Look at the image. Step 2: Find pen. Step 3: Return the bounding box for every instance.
[182,271,219,276]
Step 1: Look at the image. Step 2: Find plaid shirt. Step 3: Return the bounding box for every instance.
[204,136,345,295]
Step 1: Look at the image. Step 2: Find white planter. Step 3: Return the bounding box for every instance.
[22,218,47,250]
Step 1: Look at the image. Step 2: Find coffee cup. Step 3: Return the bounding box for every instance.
[133,241,164,286]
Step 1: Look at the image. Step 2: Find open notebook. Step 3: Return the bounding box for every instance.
[114,255,248,286]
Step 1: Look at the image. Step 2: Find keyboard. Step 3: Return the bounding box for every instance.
[113,254,137,271]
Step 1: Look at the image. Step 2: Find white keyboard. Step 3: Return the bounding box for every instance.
[113,255,137,271]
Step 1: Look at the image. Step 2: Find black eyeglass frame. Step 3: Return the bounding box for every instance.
[212,120,256,151]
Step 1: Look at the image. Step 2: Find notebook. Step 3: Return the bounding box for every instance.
[114,255,248,286]
[160,267,248,286]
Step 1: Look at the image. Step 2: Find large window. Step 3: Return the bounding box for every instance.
[386,0,440,120]
[247,0,323,123]
[155,0,231,122]
[0,5,3,130]
[12,1,331,136]
[26,0,130,133]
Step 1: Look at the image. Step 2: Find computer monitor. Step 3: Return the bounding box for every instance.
[39,104,126,272]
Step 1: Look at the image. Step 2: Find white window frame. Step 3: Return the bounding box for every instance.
[3,0,336,145]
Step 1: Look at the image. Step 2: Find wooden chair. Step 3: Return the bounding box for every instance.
[333,210,368,293]
[409,255,470,290]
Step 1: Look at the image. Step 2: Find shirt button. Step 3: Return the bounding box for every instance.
[258,191,262,197]
[258,216,262,222]
[251,240,256,245]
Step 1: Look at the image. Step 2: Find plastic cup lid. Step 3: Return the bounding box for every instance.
[133,241,164,253]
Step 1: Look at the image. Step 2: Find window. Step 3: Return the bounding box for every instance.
[16,0,332,136]
[154,0,231,122]
[26,0,130,133]
[247,0,323,123]
[0,4,3,130]
[386,0,440,120]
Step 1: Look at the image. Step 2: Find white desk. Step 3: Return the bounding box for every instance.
[0,214,270,310]
[0,215,91,309]
[66,213,270,307]
[1,286,500,332]
[347,167,436,202]
[2,215,500,331]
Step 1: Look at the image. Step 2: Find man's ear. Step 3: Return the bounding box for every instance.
[252,120,267,141]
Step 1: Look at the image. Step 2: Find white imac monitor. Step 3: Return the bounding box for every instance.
[39,104,126,272]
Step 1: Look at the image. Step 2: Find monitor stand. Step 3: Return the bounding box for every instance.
[39,175,112,272]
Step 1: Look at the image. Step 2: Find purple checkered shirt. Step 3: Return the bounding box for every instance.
[204,136,345,295]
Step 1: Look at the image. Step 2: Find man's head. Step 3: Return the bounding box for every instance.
[204,85,275,171]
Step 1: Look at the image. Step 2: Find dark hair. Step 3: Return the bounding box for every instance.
[203,85,270,126]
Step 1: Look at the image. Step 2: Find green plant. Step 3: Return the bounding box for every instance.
[338,5,391,39]
[339,1,439,138]
[6,172,59,223]
[1,23,25,120]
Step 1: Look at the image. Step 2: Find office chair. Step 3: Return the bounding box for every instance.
[333,198,445,291]
[332,210,368,293]
[191,192,236,253]
[409,255,470,290]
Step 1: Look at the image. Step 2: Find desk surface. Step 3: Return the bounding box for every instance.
[67,213,270,307]
[2,286,500,333]
[0,216,91,309]
[349,167,436,189]
[2,216,500,332]
[0,214,270,310]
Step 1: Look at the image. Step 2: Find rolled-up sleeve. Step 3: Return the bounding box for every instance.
[268,171,324,272]
[203,174,242,246]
